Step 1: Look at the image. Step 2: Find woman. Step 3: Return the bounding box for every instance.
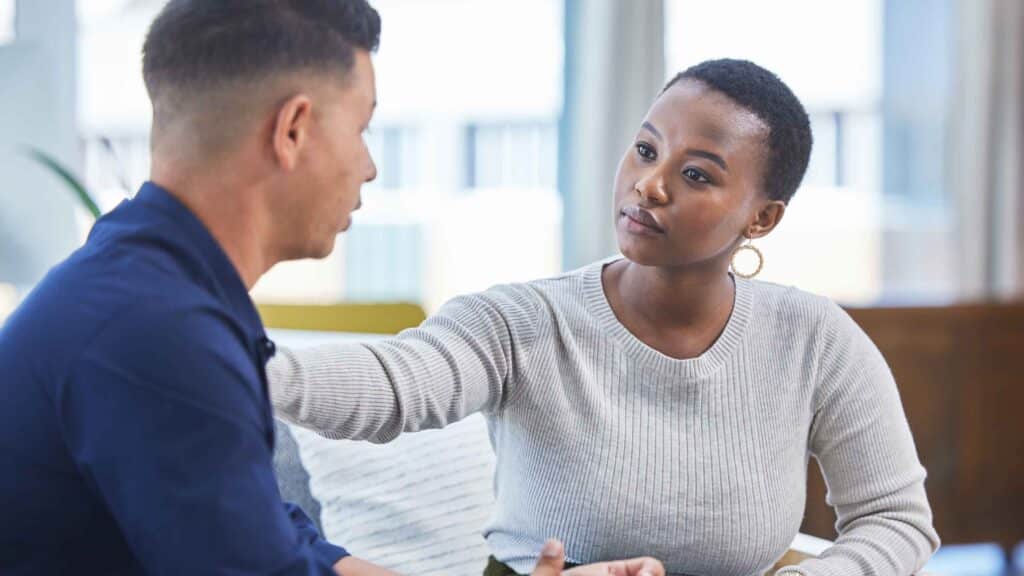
[270,59,939,576]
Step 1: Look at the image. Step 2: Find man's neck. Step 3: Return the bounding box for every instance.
[150,167,273,291]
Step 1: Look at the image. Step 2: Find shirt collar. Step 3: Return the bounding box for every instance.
[132,181,266,339]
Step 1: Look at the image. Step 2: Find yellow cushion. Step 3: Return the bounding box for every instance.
[256,302,426,335]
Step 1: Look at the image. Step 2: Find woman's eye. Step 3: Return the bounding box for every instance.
[635,142,656,161]
[682,167,710,183]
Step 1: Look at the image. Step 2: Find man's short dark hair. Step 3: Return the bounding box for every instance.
[143,0,381,99]
[663,59,812,204]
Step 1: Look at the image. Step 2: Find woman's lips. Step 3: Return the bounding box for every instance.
[620,205,665,234]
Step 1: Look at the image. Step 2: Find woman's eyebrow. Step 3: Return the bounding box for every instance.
[642,120,729,170]
[641,121,663,141]
[686,149,728,171]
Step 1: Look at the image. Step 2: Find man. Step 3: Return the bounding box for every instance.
[0,1,662,574]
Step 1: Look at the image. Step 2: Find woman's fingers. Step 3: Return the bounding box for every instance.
[529,539,567,576]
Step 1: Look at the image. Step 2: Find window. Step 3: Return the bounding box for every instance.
[365,125,418,192]
[0,0,15,45]
[259,0,565,308]
[77,0,565,310]
[465,121,558,190]
[78,0,156,210]
[343,224,424,301]
[666,0,953,305]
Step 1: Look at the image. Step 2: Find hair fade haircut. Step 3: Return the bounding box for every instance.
[664,59,813,204]
[143,0,381,101]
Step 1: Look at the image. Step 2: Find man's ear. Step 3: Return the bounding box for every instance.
[271,94,313,171]
[747,200,786,239]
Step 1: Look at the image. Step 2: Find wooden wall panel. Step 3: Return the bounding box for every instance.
[799,305,1024,551]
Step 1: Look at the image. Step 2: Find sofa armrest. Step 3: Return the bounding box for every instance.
[768,533,934,575]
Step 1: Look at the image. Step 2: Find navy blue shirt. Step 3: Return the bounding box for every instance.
[0,183,348,575]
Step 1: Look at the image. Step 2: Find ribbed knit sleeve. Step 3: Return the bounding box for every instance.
[781,302,940,575]
[269,283,541,443]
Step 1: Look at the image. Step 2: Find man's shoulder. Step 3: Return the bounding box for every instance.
[24,245,221,332]
[6,249,242,375]
[71,287,262,420]
[87,286,249,367]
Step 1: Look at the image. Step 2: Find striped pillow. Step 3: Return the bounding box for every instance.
[288,414,496,575]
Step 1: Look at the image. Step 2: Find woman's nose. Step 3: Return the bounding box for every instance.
[635,176,669,205]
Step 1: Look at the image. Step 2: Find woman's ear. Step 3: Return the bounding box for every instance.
[747,200,786,239]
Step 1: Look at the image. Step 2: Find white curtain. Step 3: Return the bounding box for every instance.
[950,0,1024,299]
[560,0,665,270]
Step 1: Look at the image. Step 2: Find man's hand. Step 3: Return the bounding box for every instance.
[563,557,665,576]
[333,555,400,576]
[530,539,665,576]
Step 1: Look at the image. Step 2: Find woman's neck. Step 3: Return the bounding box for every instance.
[602,258,736,359]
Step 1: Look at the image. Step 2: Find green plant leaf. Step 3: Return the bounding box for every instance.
[24,147,102,220]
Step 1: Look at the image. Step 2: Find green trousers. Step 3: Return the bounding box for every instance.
[483,555,582,576]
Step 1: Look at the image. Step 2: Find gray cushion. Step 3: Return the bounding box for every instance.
[288,413,497,576]
[273,419,323,533]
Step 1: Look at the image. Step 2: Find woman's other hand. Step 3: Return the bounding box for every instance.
[530,539,665,576]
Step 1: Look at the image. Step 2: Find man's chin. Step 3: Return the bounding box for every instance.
[314,235,340,259]
[296,235,339,261]
[339,212,355,233]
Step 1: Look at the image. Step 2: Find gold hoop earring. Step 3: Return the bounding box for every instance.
[731,239,764,279]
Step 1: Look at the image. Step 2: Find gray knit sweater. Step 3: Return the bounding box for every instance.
[269,260,939,576]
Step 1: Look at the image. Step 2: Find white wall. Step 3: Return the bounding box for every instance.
[0,0,80,288]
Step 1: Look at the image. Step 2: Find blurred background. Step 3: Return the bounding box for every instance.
[1,1,1022,574]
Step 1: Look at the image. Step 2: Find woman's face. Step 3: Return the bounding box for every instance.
[613,79,775,270]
